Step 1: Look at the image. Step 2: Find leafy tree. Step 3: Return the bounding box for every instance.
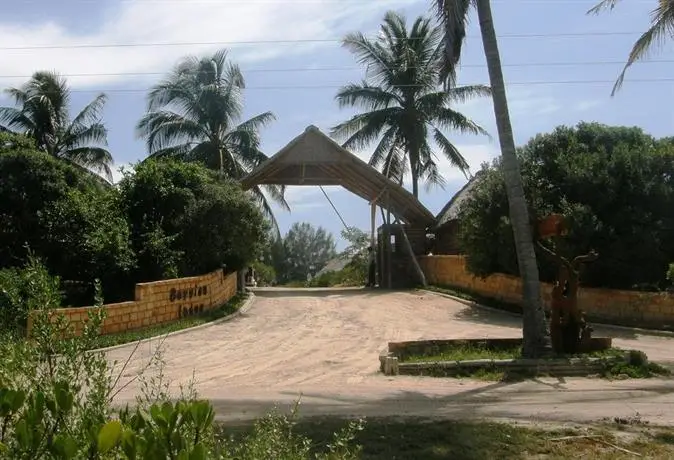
[587,0,674,95]
[435,0,549,357]
[458,122,674,291]
[330,11,490,198]
[117,160,268,282]
[0,71,113,181]
[0,134,132,304]
[340,227,371,262]
[278,222,337,283]
[136,49,288,232]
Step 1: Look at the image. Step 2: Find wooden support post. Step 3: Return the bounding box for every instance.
[370,200,376,250]
[386,191,392,289]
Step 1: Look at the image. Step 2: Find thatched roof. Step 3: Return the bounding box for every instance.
[434,171,485,230]
[241,126,435,227]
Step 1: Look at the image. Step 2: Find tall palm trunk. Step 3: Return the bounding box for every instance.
[475,0,550,357]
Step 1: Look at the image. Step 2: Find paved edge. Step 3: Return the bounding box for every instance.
[93,293,257,353]
[418,289,674,338]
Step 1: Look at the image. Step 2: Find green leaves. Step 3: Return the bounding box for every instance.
[98,420,123,453]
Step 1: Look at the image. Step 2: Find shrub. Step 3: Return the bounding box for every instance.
[118,160,268,282]
[0,136,134,305]
[457,123,674,290]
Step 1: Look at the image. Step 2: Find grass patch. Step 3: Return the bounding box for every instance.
[221,417,674,459]
[89,293,249,349]
[400,343,521,363]
[398,344,670,382]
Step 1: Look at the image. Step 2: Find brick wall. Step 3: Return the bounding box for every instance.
[419,255,674,329]
[28,269,238,336]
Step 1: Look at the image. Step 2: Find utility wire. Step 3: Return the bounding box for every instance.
[0,31,654,51]
[0,59,672,80]
[1,78,671,94]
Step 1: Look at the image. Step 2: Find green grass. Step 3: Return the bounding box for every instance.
[220,417,674,459]
[399,344,670,381]
[401,343,521,363]
[90,293,248,349]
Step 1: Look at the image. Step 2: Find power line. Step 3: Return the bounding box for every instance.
[0,59,672,80]
[1,78,670,94]
[0,31,652,51]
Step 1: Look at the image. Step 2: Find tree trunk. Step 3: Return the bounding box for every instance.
[475,0,550,357]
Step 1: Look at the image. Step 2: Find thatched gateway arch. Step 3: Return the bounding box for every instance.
[241,125,434,288]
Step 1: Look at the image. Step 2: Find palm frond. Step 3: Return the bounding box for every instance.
[63,147,114,182]
[433,108,489,137]
[60,122,109,151]
[335,83,402,110]
[433,127,470,178]
[446,84,492,103]
[235,112,276,133]
[369,125,399,168]
[330,107,399,151]
[0,107,34,132]
[342,32,396,86]
[587,0,623,14]
[137,111,207,153]
[610,1,674,95]
[147,143,195,160]
[70,93,107,129]
[434,0,473,85]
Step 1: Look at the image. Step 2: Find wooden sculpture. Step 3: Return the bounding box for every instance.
[536,214,598,354]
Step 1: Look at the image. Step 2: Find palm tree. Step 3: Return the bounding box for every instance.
[435,0,550,358]
[0,71,113,181]
[136,49,289,231]
[330,11,491,198]
[588,0,674,95]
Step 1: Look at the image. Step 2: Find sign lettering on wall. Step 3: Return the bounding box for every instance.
[169,284,209,318]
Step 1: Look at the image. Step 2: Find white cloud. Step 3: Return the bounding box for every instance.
[0,0,422,88]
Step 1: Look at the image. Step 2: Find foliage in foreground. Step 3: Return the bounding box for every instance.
[0,258,361,459]
[457,123,674,290]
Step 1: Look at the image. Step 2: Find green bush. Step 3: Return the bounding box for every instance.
[118,160,268,282]
[457,123,674,290]
[0,136,135,305]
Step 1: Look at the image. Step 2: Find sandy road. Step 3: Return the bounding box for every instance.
[108,288,674,425]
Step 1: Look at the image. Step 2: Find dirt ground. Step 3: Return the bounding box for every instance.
[108,288,674,425]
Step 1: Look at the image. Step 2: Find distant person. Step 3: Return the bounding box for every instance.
[366,246,376,287]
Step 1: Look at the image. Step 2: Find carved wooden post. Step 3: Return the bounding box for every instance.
[537,214,598,354]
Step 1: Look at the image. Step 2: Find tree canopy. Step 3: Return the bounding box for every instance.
[457,122,674,290]
[270,222,337,284]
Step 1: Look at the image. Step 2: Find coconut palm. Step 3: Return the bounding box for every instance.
[435,0,550,357]
[0,71,113,181]
[330,11,491,198]
[588,0,674,95]
[136,49,289,230]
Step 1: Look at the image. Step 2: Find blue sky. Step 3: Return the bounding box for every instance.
[1,0,673,249]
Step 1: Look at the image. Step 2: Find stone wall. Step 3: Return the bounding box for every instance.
[419,255,674,329]
[27,269,238,336]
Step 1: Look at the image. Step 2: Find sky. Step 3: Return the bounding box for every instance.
[1,0,673,250]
